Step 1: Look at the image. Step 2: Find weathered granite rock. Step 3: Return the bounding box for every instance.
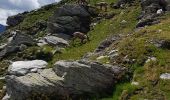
[4,60,126,100]
[44,36,69,47]
[8,60,48,76]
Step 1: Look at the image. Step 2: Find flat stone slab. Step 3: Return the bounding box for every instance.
[8,60,48,76]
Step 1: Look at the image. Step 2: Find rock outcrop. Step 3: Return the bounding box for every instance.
[4,60,126,100]
[160,73,170,79]
[48,4,97,35]
[0,31,36,58]
[7,12,28,27]
[136,0,169,28]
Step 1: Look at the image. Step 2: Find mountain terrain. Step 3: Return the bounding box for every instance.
[0,0,170,100]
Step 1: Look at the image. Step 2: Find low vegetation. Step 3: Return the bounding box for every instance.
[1,0,170,99]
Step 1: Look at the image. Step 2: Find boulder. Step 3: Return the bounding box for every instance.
[48,4,97,35]
[8,60,48,76]
[95,35,120,53]
[0,31,36,58]
[7,12,28,27]
[44,35,69,47]
[4,60,126,100]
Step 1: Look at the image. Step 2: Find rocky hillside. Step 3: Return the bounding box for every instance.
[0,0,170,100]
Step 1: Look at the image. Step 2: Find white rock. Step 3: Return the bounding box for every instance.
[109,49,118,55]
[8,37,13,43]
[157,29,162,33]
[96,56,108,60]
[0,77,5,81]
[44,36,69,46]
[2,93,10,100]
[109,53,119,58]
[160,73,170,79]
[145,57,157,63]
[157,9,163,14]
[30,68,38,73]
[37,39,48,47]
[120,20,127,24]
[8,60,48,76]
[131,81,139,86]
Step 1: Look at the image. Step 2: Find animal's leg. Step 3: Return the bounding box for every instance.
[72,37,76,43]
[81,39,85,44]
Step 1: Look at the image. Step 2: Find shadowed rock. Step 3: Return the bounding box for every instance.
[48,4,97,35]
[7,12,28,27]
[0,31,36,58]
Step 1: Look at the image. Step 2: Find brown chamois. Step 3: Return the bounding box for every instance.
[95,1,108,12]
[72,32,90,44]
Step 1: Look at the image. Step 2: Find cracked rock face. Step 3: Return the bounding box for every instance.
[4,60,126,100]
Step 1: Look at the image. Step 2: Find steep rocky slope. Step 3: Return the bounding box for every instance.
[0,0,170,100]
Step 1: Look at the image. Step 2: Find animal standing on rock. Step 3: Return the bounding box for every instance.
[95,1,108,12]
[72,32,90,44]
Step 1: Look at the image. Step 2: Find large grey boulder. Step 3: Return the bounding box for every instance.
[8,60,48,76]
[44,35,69,47]
[4,60,126,100]
[0,31,36,58]
[95,35,121,53]
[48,4,97,35]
